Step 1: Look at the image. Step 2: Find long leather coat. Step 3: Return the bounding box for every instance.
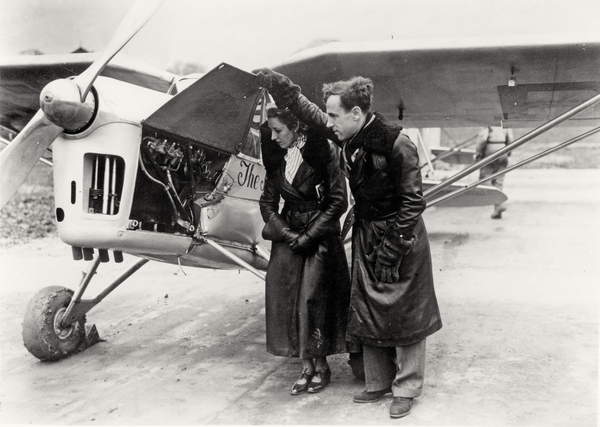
[279,94,442,347]
[259,126,351,357]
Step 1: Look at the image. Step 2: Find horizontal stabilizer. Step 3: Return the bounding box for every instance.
[423,179,506,207]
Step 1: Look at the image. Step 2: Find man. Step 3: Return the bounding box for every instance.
[257,69,442,419]
[475,125,513,219]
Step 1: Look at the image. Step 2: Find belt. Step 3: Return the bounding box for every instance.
[354,202,398,221]
[284,199,320,213]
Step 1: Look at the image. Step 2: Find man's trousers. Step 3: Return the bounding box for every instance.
[363,339,425,398]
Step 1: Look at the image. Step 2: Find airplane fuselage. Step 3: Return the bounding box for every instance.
[53,76,269,271]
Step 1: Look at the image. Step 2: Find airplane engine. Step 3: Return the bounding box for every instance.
[128,132,229,235]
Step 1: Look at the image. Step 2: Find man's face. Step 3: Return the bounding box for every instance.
[325,95,363,141]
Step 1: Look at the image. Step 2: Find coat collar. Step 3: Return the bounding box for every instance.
[347,112,402,156]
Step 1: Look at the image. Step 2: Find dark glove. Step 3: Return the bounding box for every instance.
[262,214,298,243]
[281,228,300,244]
[374,235,415,283]
[289,233,315,254]
[255,68,301,108]
[374,262,398,284]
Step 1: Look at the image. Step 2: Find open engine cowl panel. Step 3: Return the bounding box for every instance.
[130,63,262,235]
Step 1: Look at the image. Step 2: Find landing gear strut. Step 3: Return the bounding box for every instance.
[21,255,149,361]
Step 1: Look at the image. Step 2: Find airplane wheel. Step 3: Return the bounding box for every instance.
[22,286,86,361]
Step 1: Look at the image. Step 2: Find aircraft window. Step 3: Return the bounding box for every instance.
[239,92,268,160]
[240,128,261,159]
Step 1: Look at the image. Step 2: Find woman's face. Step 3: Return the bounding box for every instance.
[268,117,296,149]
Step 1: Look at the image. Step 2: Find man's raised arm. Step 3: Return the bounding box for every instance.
[256,69,338,144]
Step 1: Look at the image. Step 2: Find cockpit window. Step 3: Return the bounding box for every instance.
[241,128,261,158]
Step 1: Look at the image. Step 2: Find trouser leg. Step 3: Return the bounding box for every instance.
[491,167,507,214]
[496,174,507,210]
[363,340,426,396]
[363,345,396,392]
[392,339,426,398]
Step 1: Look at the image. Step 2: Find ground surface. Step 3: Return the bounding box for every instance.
[0,169,598,425]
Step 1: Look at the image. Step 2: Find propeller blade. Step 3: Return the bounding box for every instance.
[0,110,62,208]
[75,0,163,102]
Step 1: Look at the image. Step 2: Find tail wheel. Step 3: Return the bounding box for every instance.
[22,286,86,361]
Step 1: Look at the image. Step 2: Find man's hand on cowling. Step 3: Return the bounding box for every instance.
[255,68,288,90]
[255,68,300,107]
[255,68,276,90]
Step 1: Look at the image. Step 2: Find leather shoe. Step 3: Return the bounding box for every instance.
[307,369,331,393]
[491,206,507,219]
[290,370,313,395]
[353,387,391,403]
[389,397,413,418]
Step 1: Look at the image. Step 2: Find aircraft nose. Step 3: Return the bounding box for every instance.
[42,93,54,104]
[40,78,95,132]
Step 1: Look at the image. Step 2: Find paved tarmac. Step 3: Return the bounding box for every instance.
[0,169,598,425]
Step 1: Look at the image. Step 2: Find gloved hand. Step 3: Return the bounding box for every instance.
[373,235,415,283]
[289,233,315,254]
[281,228,300,244]
[374,258,400,284]
[255,68,301,108]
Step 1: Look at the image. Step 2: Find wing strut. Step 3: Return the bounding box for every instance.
[426,125,600,207]
[422,132,479,168]
[424,92,600,201]
[411,130,435,176]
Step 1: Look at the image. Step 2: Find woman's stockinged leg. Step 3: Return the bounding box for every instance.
[302,358,315,374]
[314,356,329,373]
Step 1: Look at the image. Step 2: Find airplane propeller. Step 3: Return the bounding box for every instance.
[0,0,163,209]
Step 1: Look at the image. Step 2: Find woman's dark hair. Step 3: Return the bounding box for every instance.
[322,76,373,112]
[267,107,299,131]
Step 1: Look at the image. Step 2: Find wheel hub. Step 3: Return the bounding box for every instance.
[53,307,76,340]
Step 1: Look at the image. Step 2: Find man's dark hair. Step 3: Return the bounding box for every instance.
[322,76,374,112]
[267,107,299,130]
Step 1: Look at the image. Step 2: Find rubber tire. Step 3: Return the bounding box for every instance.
[22,286,86,361]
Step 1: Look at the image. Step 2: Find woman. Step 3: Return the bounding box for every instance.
[259,107,350,395]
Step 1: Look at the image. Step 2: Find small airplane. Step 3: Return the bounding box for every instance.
[1,1,599,363]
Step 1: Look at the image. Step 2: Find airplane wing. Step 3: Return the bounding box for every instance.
[272,36,600,128]
[0,53,177,133]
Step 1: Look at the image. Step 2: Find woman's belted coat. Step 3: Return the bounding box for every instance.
[259,126,351,358]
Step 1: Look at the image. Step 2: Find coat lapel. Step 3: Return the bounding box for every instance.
[290,160,314,190]
[279,162,305,201]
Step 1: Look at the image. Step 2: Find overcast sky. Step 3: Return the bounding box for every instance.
[1,0,599,72]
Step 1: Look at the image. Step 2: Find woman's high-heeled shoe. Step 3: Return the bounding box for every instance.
[307,368,331,393]
[290,370,314,395]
